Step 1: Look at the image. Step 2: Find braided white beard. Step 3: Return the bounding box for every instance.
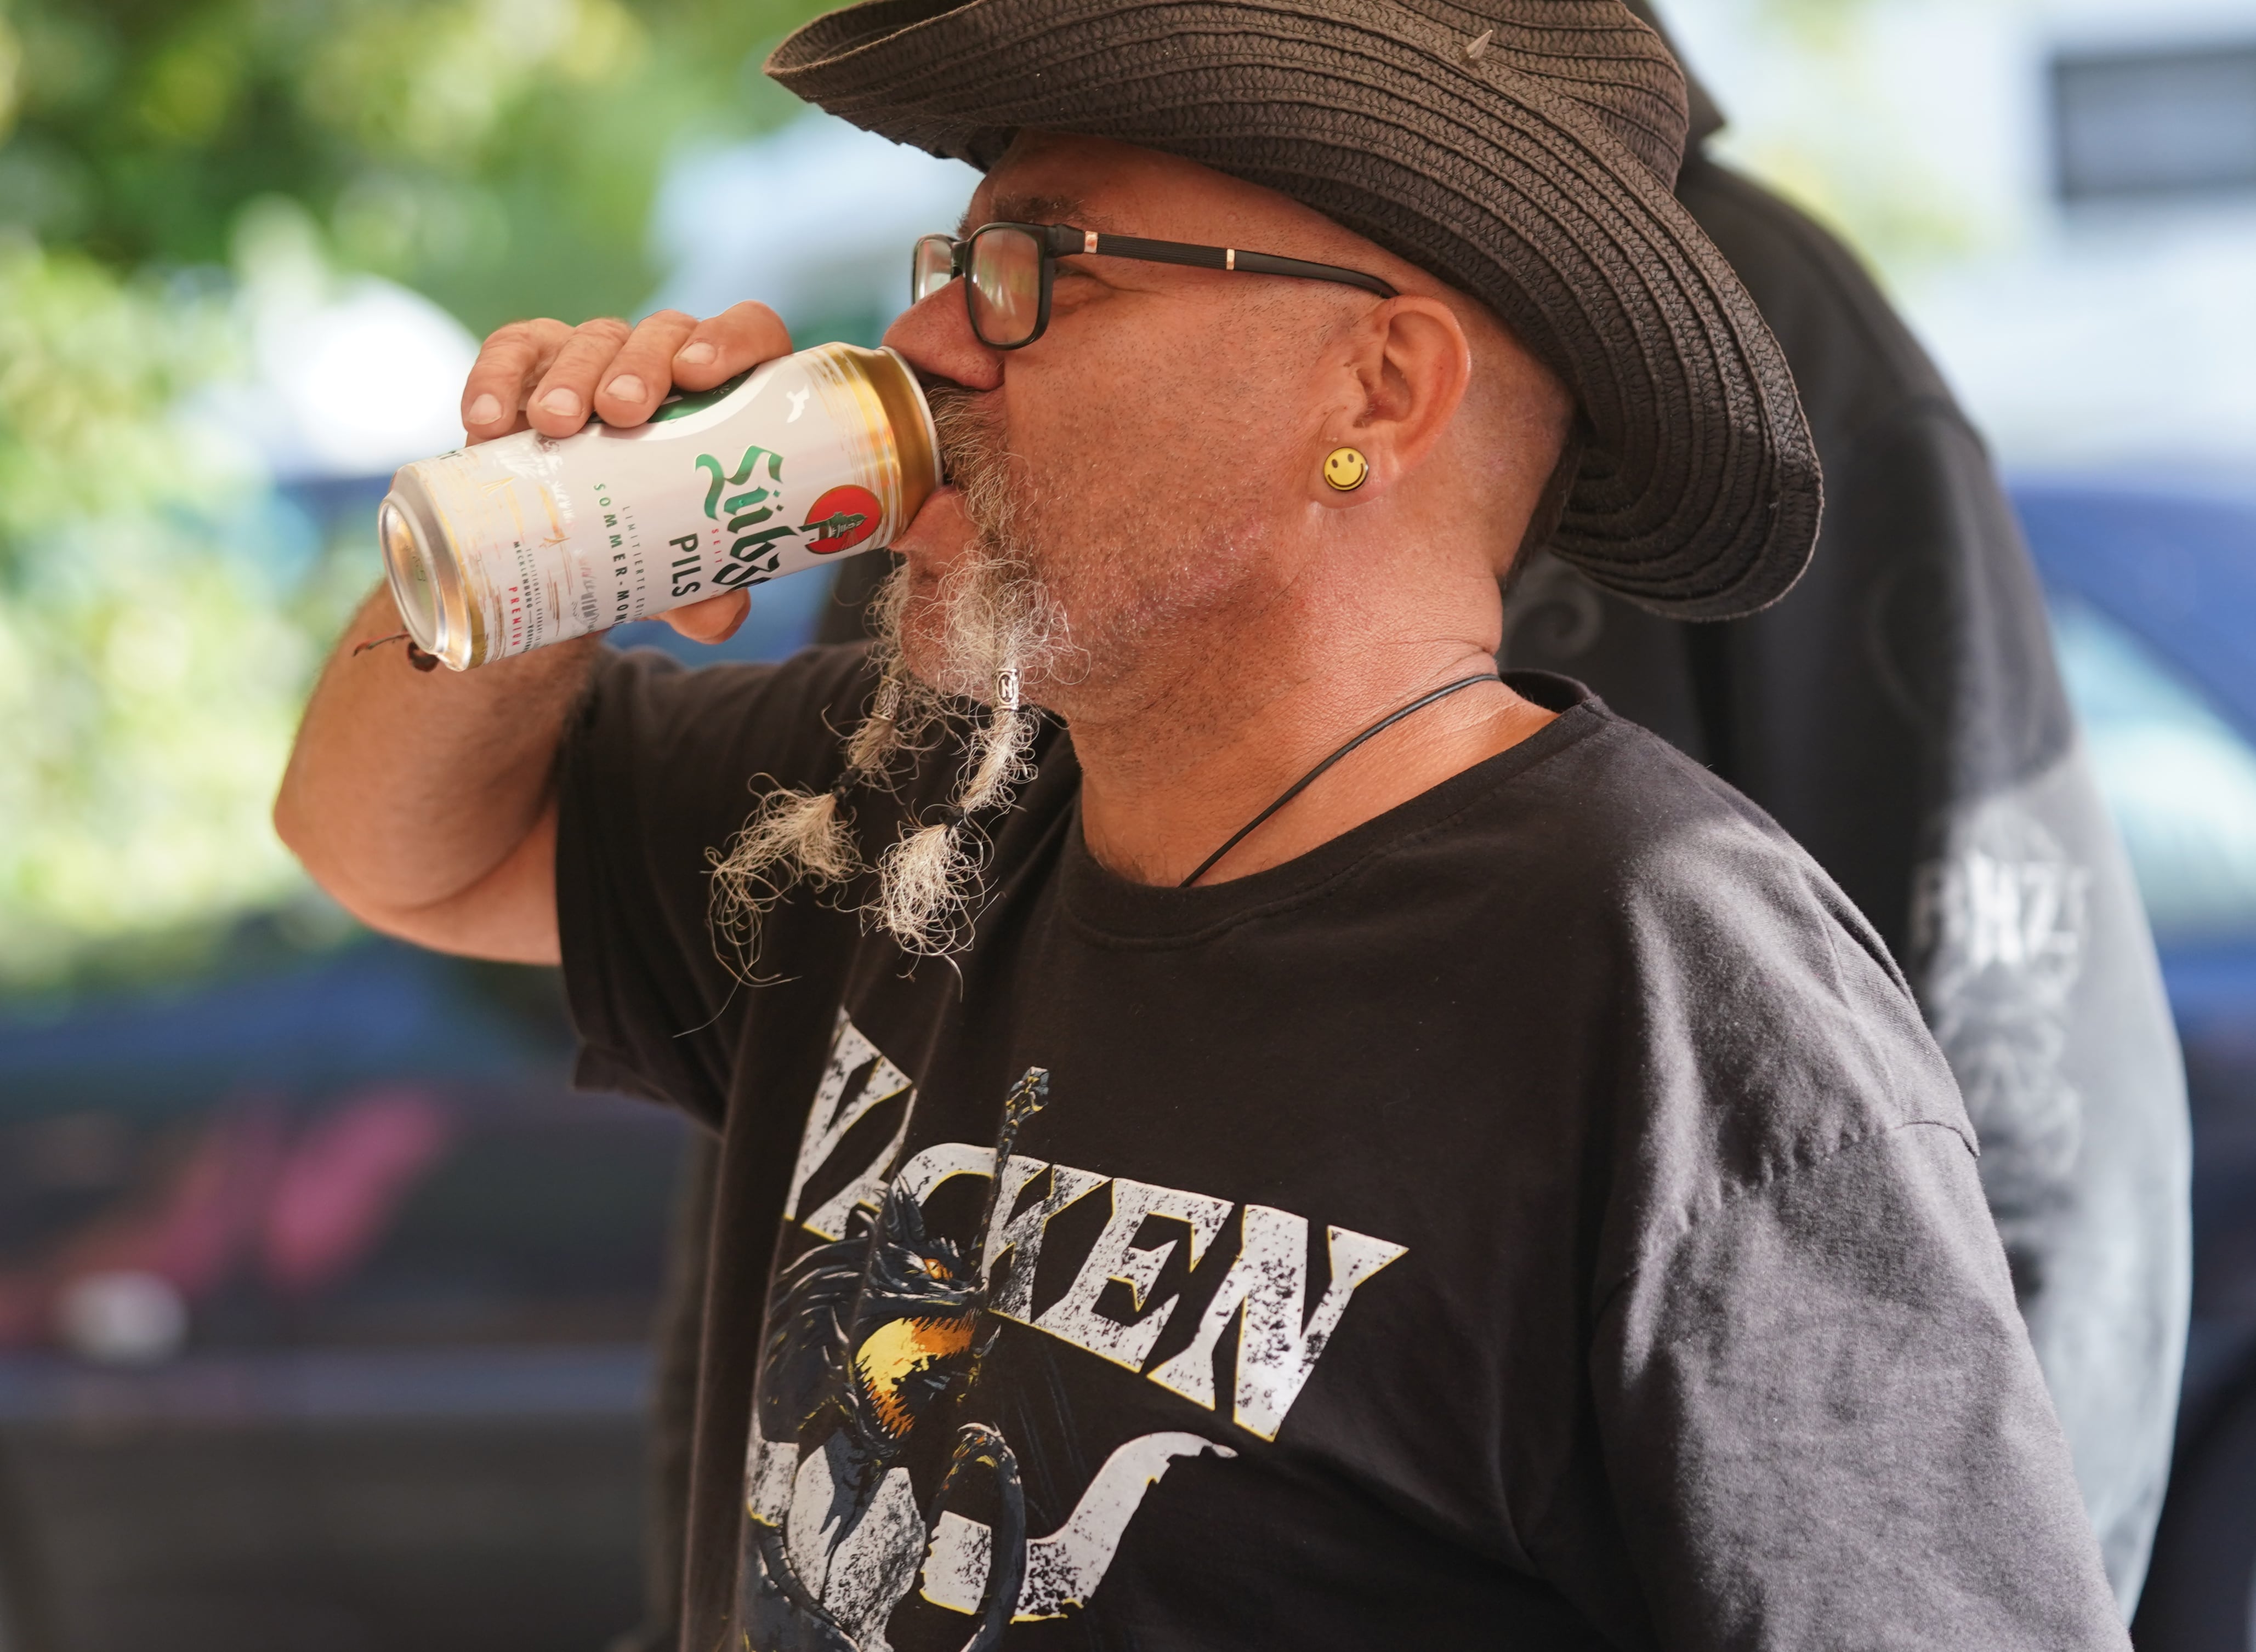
[708,388,1074,969]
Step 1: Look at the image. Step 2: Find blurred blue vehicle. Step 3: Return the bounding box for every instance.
[2014,481,2256,1652]
[0,551,860,1652]
[0,939,687,1652]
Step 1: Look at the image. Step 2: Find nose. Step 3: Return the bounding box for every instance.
[884,277,1003,394]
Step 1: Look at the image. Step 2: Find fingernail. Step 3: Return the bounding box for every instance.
[675,340,716,366]
[539,386,580,418]
[604,374,646,403]
[466,393,502,425]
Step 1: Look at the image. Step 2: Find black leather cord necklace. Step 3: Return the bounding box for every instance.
[1178,672,1503,888]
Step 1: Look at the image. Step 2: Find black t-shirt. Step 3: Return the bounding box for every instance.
[558,643,2124,1652]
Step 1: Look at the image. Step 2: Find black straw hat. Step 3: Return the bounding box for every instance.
[769,0,1821,620]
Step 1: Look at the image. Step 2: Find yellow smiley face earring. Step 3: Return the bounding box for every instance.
[1322,446,1368,492]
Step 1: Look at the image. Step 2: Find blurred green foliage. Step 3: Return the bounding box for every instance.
[0,243,297,983]
[0,0,824,332]
[0,0,831,988]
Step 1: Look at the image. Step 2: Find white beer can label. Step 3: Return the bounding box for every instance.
[379,343,936,670]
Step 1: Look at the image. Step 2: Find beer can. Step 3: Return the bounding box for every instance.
[377,341,939,671]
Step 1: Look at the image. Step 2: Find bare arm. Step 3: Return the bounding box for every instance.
[273,301,791,963]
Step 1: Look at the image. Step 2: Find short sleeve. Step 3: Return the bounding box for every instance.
[1492,733,2127,1648]
[1593,1121,2127,1650]
[554,641,877,1128]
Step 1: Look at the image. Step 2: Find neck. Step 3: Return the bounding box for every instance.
[1062,566,1557,887]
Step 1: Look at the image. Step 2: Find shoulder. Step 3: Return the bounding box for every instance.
[1496,679,1857,938]
[558,641,899,964]
[573,640,879,783]
[1486,681,1971,1163]
[564,638,985,842]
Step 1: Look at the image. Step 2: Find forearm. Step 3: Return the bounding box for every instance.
[274,302,785,960]
[274,583,599,951]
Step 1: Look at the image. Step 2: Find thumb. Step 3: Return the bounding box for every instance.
[660,589,751,645]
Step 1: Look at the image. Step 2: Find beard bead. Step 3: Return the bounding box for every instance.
[956,692,1033,816]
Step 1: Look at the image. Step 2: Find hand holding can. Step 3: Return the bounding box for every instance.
[379,310,937,671]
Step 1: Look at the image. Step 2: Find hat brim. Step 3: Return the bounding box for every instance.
[770,0,1821,620]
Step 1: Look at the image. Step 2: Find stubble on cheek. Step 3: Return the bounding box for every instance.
[895,333,1294,715]
[1042,315,1308,702]
[1016,442,1278,715]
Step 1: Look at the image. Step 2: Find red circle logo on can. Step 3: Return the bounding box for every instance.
[802,486,883,555]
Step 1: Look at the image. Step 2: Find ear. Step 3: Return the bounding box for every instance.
[1312,296,1472,509]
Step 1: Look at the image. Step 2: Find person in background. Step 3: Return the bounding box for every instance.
[605,4,2188,1641]
[1499,0,2187,1610]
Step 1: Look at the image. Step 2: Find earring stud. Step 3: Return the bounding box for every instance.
[1323,447,1368,492]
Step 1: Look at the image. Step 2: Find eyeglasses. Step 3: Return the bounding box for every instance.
[911,221,1398,350]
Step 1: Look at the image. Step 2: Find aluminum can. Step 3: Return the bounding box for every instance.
[377,341,939,670]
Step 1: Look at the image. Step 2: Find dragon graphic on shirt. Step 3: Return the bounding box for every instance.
[742,1071,1044,1652]
[738,1021,1406,1649]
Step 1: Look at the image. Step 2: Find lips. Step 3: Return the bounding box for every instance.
[902,482,963,543]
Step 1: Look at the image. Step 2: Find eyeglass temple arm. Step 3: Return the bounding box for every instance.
[1047,224,1397,300]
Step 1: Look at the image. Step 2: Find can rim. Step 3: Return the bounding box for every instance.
[378,476,475,670]
[869,345,941,516]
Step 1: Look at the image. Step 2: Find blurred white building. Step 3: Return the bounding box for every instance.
[1664,0,2256,478]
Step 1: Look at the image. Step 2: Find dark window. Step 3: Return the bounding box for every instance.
[2052,43,2256,202]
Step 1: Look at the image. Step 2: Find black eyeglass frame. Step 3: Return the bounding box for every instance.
[913,221,1399,350]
